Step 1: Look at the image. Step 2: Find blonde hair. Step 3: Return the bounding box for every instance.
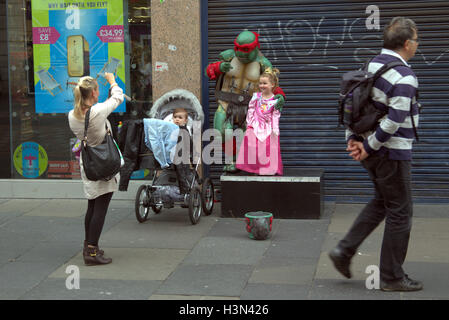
[260,67,280,89]
[73,76,98,120]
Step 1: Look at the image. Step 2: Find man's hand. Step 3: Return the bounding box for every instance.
[219,62,233,73]
[347,139,369,161]
[274,94,284,111]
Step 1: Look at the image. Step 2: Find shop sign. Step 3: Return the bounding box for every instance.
[31,0,126,114]
[13,142,48,178]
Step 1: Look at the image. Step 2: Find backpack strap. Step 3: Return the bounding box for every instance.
[411,88,420,141]
[371,60,404,82]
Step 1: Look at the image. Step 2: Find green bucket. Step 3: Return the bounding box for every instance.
[245,211,273,240]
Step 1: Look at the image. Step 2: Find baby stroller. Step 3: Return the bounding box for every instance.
[134,89,214,225]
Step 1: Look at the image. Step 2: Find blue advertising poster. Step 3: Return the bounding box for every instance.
[32,1,126,114]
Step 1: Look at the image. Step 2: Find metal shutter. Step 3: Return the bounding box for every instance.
[206,0,449,203]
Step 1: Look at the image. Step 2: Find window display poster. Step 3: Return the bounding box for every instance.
[31,0,126,113]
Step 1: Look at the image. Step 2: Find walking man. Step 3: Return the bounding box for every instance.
[329,17,422,292]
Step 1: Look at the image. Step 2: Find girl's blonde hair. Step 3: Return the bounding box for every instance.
[73,76,97,120]
[260,67,280,89]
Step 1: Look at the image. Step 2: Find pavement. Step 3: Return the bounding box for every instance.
[1,197,449,301]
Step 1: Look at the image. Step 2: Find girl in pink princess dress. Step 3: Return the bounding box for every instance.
[236,68,283,175]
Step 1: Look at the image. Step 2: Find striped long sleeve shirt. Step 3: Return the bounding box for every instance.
[346,49,420,160]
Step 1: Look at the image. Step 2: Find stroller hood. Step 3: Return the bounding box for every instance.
[149,89,204,127]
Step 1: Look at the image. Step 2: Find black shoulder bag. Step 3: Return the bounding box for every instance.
[81,108,121,181]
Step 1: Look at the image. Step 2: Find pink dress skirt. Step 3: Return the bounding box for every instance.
[236,127,283,175]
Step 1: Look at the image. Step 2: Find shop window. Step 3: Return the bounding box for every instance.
[5,0,152,180]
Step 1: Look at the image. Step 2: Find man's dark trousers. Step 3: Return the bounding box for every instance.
[338,152,413,282]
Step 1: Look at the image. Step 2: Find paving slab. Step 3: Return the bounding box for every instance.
[0,211,26,227]
[240,283,310,300]
[248,256,316,285]
[322,231,385,257]
[406,237,449,263]
[0,199,48,214]
[265,234,326,260]
[156,264,253,297]
[20,278,162,300]
[410,218,449,239]
[108,199,135,210]
[0,216,62,243]
[333,203,365,216]
[206,217,267,239]
[327,212,386,235]
[49,248,189,281]
[0,260,61,300]
[413,204,449,218]
[14,241,81,264]
[0,229,38,266]
[25,199,87,218]
[271,219,330,242]
[182,236,270,265]
[100,212,217,249]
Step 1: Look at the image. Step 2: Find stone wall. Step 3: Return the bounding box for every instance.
[151,0,202,102]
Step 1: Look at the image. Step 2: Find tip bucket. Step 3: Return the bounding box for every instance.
[245,211,273,240]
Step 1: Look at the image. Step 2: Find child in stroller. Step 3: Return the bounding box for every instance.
[135,90,214,225]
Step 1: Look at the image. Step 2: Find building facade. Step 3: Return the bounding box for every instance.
[0,0,206,198]
[2,0,449,202]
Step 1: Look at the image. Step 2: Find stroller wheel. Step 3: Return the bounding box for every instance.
[152,204,163,214]
[135,185,150,223]
[188,187,202,225]
[201,177,214,216]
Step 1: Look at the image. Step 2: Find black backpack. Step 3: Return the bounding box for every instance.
[338,60,412,135]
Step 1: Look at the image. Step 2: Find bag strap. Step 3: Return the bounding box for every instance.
[83,108,109,142]
[83,108,91,141]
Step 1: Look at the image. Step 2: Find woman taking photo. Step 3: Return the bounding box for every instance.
[68,72,124,266]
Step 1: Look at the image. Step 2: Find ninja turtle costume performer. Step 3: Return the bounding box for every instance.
[206,30,286,173]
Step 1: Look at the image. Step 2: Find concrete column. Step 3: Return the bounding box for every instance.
[151,0,202,102]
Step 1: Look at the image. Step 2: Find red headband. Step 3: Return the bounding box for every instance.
[234,32,260,53]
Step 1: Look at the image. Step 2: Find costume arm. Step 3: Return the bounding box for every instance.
[258,56,272,70]
[273,87,285,111]
[206,49,236,80]
[219,49,235,62]
[273,87,285,98]
[206,61,223,80]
